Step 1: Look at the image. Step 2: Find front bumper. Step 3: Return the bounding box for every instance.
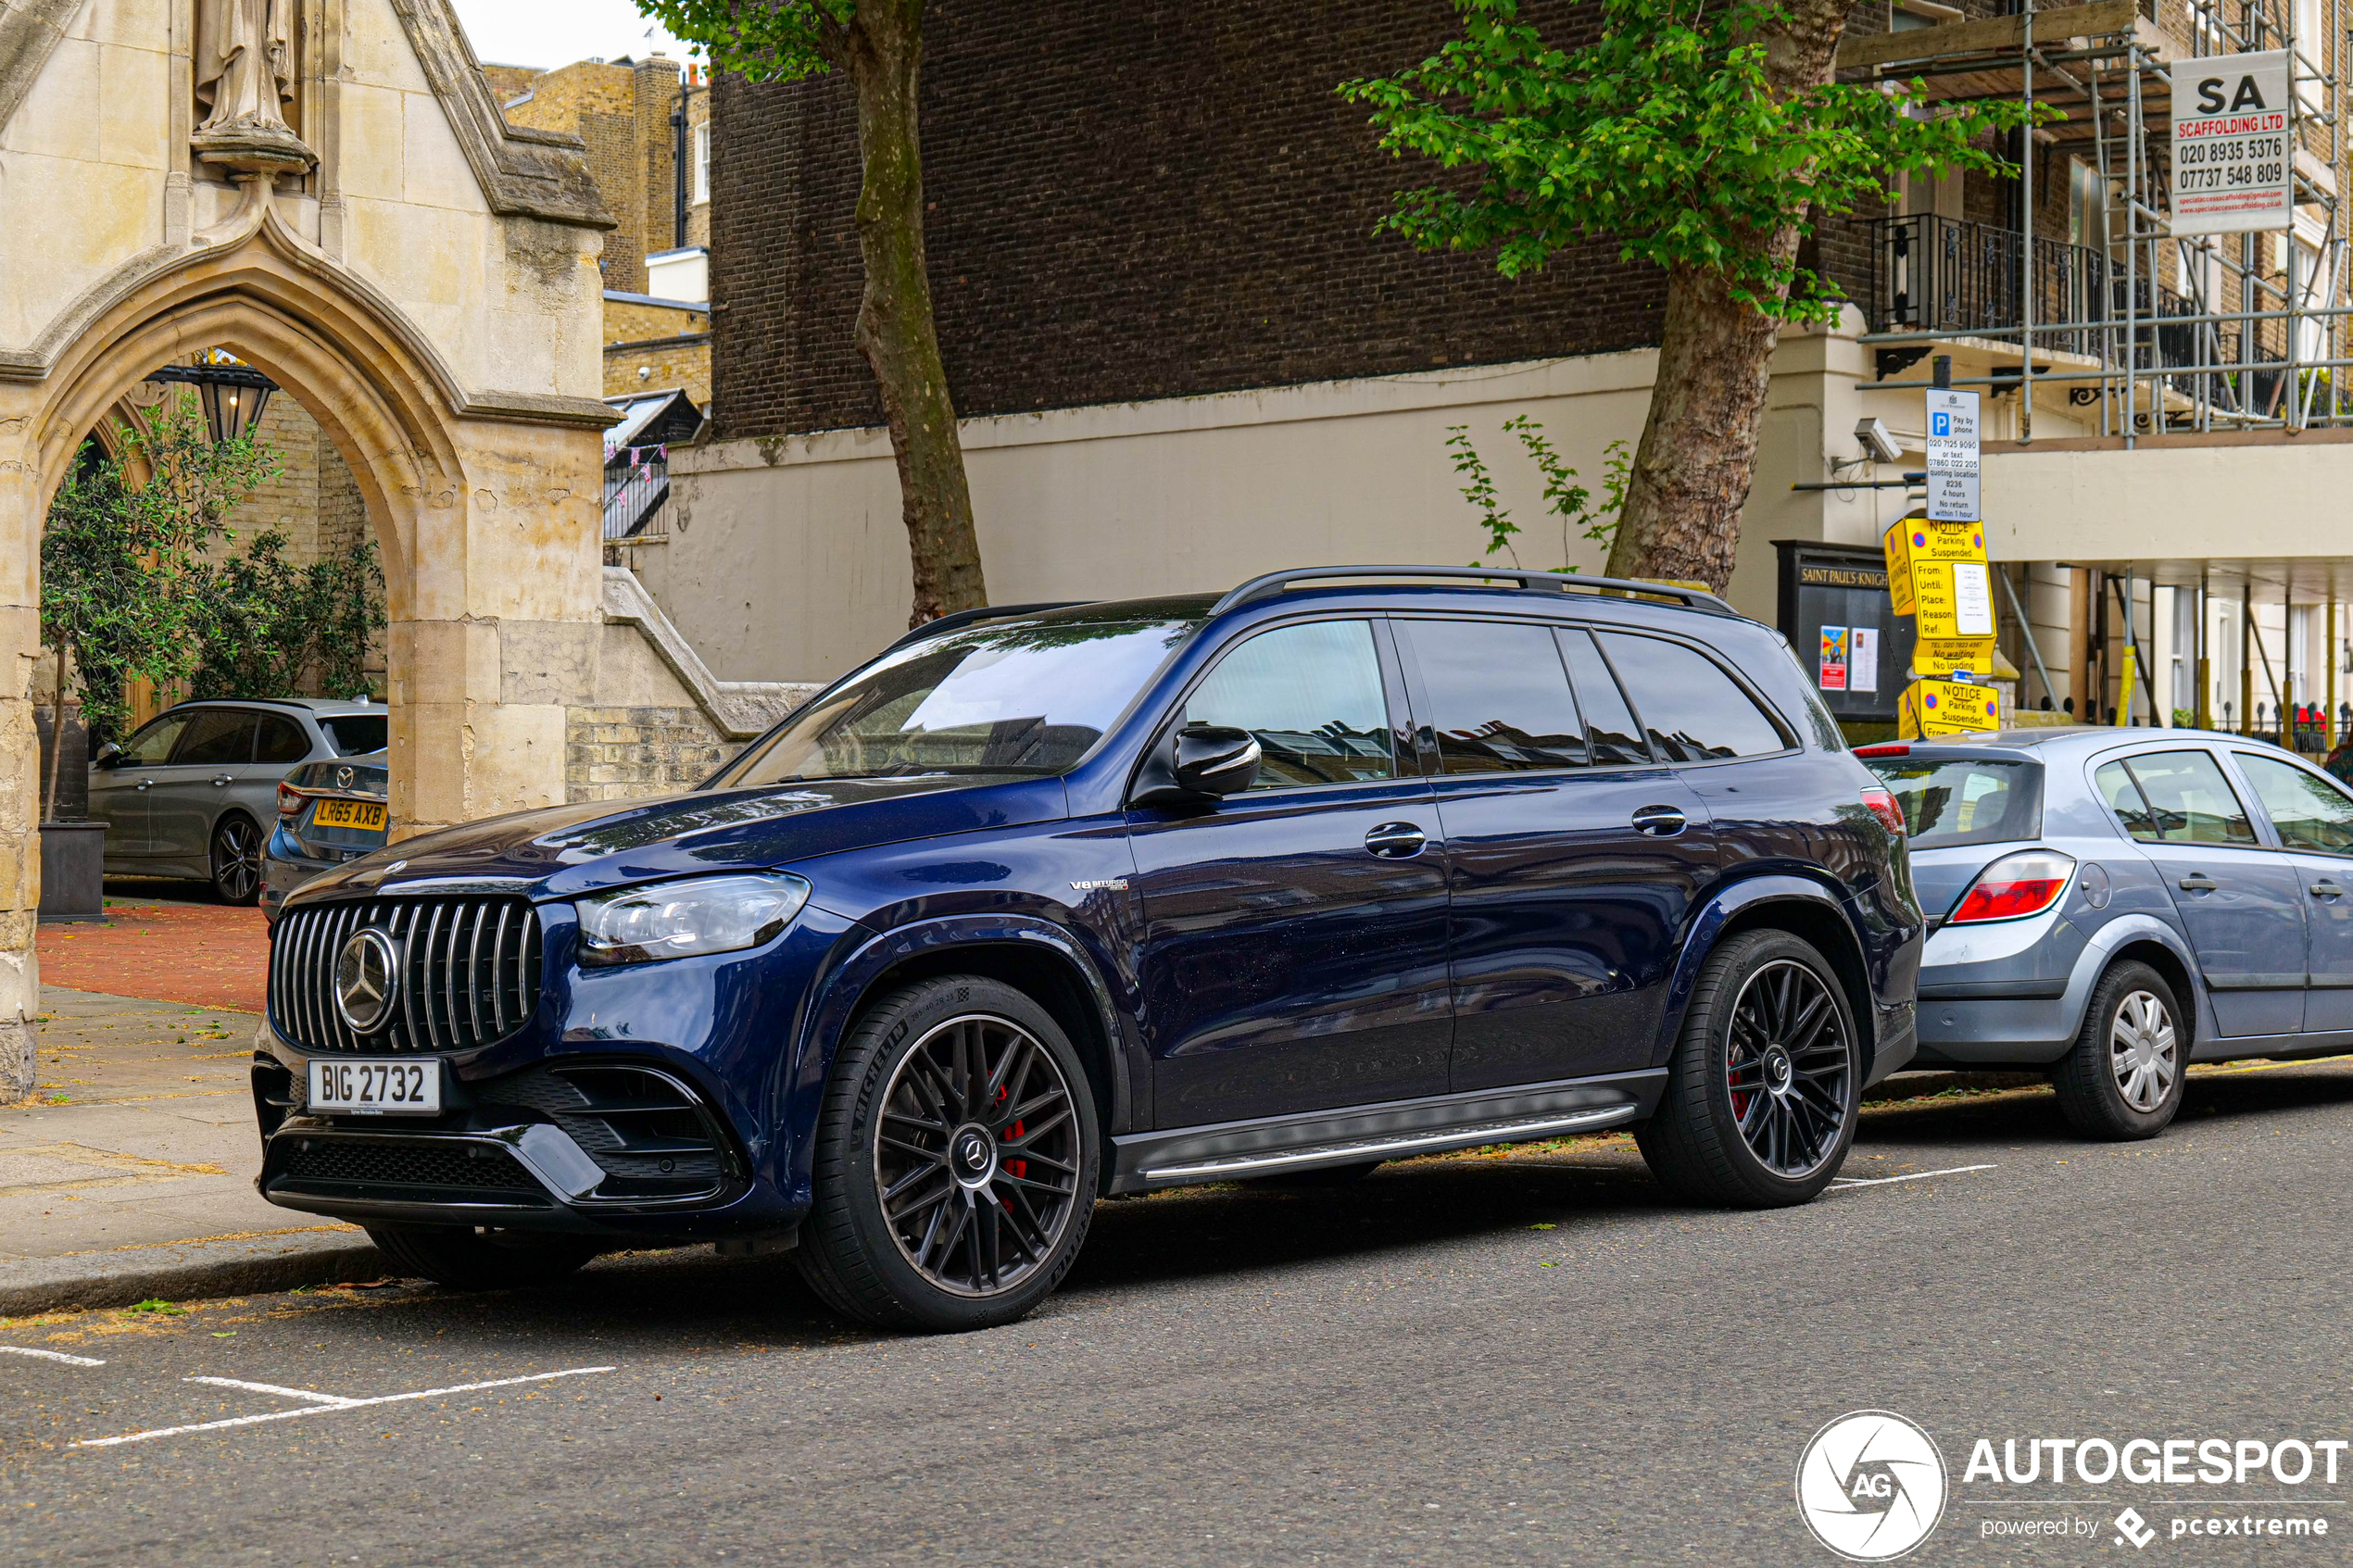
[251,897,861,1242]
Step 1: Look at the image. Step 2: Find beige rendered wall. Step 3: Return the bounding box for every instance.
[658,320,1892,684]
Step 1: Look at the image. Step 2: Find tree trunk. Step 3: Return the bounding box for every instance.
[1603,0,1855,595]
[43,642,70,825]
[846,1,986,626]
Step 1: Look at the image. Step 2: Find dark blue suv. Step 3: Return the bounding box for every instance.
[254,568,1923,1330]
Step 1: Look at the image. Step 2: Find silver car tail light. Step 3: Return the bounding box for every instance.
[1947,849,2077,924]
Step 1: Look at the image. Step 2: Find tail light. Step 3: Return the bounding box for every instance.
[1859,785,1906,836]
[277,784,304,818]
[1948,849,2076,924]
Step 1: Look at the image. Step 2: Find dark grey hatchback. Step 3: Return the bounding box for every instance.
[257,568,1923,1331]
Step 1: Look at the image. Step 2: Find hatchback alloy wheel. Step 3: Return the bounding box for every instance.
[1725,958,1854,1179]
[211,817,263,905]
[872,1013,1084,1299]
[2108,988,2179,1112]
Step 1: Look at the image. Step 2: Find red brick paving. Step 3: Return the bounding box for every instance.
[38,896,270,1013]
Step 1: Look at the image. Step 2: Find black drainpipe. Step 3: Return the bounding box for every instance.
[672,88,691,251]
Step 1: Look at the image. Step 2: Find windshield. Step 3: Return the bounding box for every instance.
[711,614,1198,788]
[1864,754,2043,847]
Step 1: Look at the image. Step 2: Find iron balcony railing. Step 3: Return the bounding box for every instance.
[603,447,671,541]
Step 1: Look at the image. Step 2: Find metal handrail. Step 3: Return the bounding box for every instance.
[1211,565,1739,618]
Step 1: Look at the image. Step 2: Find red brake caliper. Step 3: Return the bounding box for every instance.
[996,1085,1026,1207]
[1729,1059,1751,1122]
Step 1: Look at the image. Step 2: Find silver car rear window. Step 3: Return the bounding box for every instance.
[1863,755,2043,846]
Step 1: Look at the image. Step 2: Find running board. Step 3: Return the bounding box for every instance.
[1108,1070,1664,1193]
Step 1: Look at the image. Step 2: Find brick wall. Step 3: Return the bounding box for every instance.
[710,0,1666,441]
[502,57,687,296]
[564,706,740,802]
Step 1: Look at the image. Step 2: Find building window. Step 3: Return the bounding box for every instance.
[693,122,711,205]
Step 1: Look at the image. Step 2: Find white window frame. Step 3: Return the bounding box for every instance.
[692,122,711,205]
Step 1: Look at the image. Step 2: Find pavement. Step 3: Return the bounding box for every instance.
[35,883,270,1014]
[0,987,377,1316]
[6,1061,2353,1564]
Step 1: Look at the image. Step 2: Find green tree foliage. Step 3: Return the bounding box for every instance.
[39,392,278,816]
[1448,417,1629,571]
[186,532,387,705]
[1344,0,2042,590]
[634,0,986,625]
[1340,0,2031,318]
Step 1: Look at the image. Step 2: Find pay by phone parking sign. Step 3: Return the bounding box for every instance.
[1924,388,1981,522]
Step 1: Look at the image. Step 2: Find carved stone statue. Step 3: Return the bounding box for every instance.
[191,0,315,177]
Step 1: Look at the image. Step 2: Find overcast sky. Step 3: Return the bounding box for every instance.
[447,0,691,70]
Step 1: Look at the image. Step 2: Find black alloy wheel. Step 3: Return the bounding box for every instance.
[872,1014,1084,1298]
[799,975,1101,1332]
[1637,929,1860,1207]
[1724,958,1855,1178]
[210,815,263,906]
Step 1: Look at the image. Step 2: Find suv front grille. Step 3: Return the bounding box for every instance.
[272,897,542,1055]
[274,1137,552,1203]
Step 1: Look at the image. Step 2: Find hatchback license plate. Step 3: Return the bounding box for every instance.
[308,1059,440,1115]
[312,799,386,831]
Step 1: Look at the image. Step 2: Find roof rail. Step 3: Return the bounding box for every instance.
[883,600,1086,653]
[1211,566,1739,618]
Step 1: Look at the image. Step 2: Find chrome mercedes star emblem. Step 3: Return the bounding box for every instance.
[333,927,402,1033]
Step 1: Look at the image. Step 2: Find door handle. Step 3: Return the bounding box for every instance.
[134,779,152,791]
[1365,822,1427,859]
[211,775,234,786]
[2314,881,2347,897]
[1630,805,1688,838]
[2178,872,2219,892]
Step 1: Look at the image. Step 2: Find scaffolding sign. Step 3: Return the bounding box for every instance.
[2171,51,2296,235]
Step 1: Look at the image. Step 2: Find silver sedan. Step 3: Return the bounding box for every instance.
[88,699,386,905]
[1860,727,2353,1139]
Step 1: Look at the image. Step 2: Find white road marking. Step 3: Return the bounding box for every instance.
[184,1375,357,1406]
[1831,1162,1998,1188]
[75,1365,615,1448]
[0,1346,105,1367]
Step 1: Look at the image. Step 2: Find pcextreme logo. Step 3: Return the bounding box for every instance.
[1796,1410,1951,1562]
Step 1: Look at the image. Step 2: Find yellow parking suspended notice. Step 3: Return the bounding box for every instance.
[1883,518,1998,665]
[1899,677,2002,738]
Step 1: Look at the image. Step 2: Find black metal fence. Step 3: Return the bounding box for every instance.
[604,447,671,542]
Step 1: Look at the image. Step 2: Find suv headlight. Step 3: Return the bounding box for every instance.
[574,872,812,966]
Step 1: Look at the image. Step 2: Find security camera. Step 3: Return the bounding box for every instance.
[1855,417,1905,464]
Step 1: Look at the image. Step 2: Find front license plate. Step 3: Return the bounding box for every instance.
[308,1059,441,1116]
[312,799,387,831]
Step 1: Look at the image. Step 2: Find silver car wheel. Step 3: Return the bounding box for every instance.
[2108,989,2179,1112]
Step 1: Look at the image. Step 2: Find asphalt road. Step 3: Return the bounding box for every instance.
[7,1063,2353,1567]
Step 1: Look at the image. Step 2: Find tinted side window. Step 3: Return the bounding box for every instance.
[172,709,258,766]
[1596,632,1790,761]
[2236,752,2353,855]
[1184,620,1395,789]
[321,715,387,756]
[254,714,309,765]
[1556,629,1650,765]
[1407,620,1587,774]
[2112,750,2258,846]
[117,713,190,766]
[2095,760,2158,839]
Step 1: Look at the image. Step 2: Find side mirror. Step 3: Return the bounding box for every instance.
[1175,726,1261,797]
[1133,723,1261,808]
[92,742,121,769]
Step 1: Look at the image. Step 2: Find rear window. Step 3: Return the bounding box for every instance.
[1864,755,2043,846]
[321,715,387,756]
